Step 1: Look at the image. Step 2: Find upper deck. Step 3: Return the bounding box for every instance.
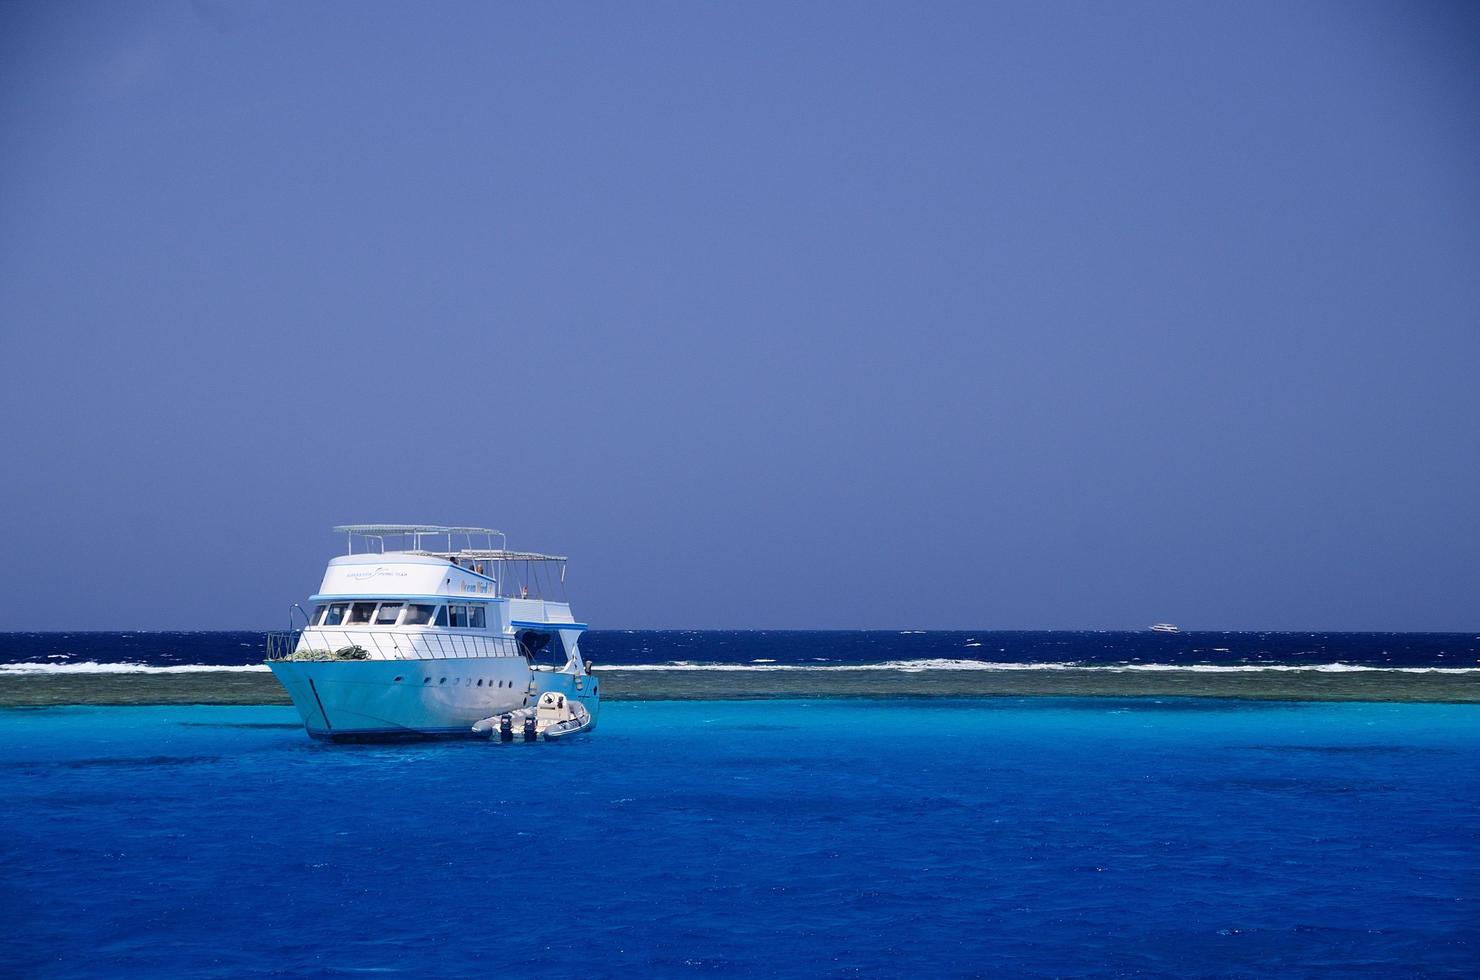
[328,526,564,592]
[273,525,585,663]
[314,525,580,628]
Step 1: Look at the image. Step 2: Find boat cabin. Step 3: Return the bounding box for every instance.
[273,525,586,665]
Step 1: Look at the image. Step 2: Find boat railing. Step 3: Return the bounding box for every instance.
[266,628,522,662]
[266,631,302,661]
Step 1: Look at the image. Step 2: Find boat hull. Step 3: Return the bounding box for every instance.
[268,658,600,740]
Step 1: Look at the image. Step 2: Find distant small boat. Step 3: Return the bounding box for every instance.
[1149,623,1181,633]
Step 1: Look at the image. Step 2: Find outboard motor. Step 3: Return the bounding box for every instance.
[499,714,513,743]
[522,714,537,742]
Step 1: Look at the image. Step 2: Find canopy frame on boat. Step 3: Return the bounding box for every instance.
[418,549,569,563]
[330,525,570,591]
[333,524,508,556]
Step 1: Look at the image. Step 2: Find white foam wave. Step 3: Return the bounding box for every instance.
[603,659,1480,675]
[1,659,1474,677]
[0,661,271,676]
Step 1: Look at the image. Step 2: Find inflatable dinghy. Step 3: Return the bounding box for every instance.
[472,691,592,742]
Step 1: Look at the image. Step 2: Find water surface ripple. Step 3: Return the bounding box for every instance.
[1,699,1476,977]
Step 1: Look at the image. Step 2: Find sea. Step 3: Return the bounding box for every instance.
[3,698,1477,977]
[3,632,1478,976]
[2,628,1478,675]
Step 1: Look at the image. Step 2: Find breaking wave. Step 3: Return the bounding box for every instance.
[2,659,1475,677]
[603,659,1480,674]
[0,661,271,676]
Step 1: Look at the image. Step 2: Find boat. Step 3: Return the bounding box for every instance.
[1149,623,1181,633]
[471,691,593,742]
[266,524,599,741]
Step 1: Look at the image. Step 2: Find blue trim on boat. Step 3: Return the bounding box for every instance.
[511,620,588,632]
[455,565,499,585]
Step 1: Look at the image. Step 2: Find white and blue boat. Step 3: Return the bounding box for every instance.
[266,524,599,741]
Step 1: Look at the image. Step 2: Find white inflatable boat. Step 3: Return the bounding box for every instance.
[472,691,593,742]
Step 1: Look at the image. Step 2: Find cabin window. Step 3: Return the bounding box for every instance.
[433,606,449,627]
[469,605,487,629]
[348,602,376,625]
[448,604,469,628]
[375,603,403,625]
[323,603,348,626]
[310,604,326,625]
[402,604,436,626]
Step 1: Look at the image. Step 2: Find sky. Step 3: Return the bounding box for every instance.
[1,1,1478,631]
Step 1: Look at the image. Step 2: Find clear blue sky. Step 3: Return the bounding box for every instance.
[1,1,1477,630]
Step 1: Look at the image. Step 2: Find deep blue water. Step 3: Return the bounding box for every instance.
[3,629,1478,671]
[2,699,1477,977]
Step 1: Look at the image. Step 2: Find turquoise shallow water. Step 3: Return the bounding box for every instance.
[2,699,1477,977]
